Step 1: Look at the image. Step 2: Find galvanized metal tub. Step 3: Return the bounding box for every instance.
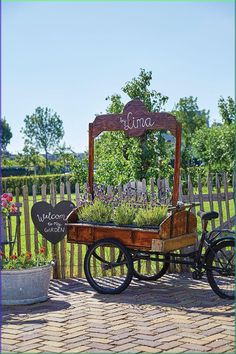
[1,264,52,305]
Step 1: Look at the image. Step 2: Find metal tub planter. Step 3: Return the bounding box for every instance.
[2,264,52,305]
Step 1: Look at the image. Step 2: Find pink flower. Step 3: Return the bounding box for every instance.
[2,193,13,202]
[11,204,18,213]
[1,200,8,208]
[7,193,13,202]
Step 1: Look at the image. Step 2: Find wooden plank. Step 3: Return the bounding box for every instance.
[75,183,80,206]
[66,181,74,278]
[32,184,39,254]
[180,192,234,203]
[75,182,83,277]
[22,185,31,252]
[197,175,204,231]
[60,182,67,279]
[15,187,21,256]
[223,172,231,227]
[142,178,147,202]
[178,176,183,202]
[216,174,223,227]
[7,215,13,256]
[50,182,60,279]
[152,233,197,253]
[41,184,48,255]
[150,178,155,204]
[207,174,215,230]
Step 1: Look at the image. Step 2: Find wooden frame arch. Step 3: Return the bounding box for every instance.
[88,99,181,205]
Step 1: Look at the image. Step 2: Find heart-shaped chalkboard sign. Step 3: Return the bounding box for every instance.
[31,201,75,244]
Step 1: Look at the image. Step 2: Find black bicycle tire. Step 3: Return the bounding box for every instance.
[206,239,235,300]
[133,253,170,281]
[84,238,133,294]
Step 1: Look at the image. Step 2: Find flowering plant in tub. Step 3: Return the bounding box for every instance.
[1,193,18,242]
[1,247,54,305]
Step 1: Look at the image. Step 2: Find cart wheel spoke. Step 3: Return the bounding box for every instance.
[132,251,170,281]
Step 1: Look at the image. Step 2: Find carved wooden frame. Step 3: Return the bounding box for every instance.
[88,99,181,205]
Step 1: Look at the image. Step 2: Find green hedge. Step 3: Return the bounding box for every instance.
[1,174,76,195]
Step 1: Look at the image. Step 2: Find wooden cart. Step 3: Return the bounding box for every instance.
[66,99,198,294]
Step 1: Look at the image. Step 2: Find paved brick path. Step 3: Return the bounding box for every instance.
[2,274,235,353]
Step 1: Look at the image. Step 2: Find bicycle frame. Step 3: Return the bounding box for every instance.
[132,224,235,272]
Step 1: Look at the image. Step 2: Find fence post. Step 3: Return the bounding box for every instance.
[60,182,67,279]
[15,187,21,256]
[216,173,223,227]
[75,183,83,278]
[207,174,215,230]
[22,185,31,253]
[32,184,39,254]
[66,181,74,278]
[223,172,231,227]
[41,184,48,256]
[50,182,61,279]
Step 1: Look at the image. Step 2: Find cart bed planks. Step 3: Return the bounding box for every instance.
[66,208,197,252]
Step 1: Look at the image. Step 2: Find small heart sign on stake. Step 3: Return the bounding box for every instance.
[31,201,75,244]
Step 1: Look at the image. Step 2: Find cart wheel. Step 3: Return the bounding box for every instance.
[84,238,133,294]
[206,239,235,300]
[132,251,170,281]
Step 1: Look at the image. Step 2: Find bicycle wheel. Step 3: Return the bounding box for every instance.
[206,239,235,300]
[84,238,133,294]
[132,251,170,281]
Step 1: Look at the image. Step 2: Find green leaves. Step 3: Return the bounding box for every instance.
[218,96,236,125]
[1,117,12,152]
[21,107,64,172]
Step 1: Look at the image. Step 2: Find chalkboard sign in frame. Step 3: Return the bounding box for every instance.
[88,99,181,205]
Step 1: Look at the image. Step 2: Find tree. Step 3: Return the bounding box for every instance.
[192,124,235,174]
[218,96,236,124]
[1,117,13,152]
[21,107,64,172]
[54,143,75,173]
[16,145,45,175]
[95,69,172,185]
[172,97,209,171]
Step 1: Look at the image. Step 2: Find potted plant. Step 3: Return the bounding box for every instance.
[1,247,53,305]
[77,193,168,229]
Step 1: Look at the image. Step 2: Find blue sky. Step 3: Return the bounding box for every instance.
[2,1,235,154]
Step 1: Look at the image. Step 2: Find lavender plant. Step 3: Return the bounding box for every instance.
[112,202,136,226]
[134,205,168,228]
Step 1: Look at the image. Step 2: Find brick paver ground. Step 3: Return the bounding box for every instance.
[2,274,235,353]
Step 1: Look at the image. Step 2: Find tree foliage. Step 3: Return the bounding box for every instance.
[21,107,64,172]
[16,144,45,175]
[192,123,235,174]
[1,117,13,151]
[95,69,172,185]
[172,96,209,170]
[218,96,235,125]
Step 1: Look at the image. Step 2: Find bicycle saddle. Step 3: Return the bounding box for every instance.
[197,210,219,221]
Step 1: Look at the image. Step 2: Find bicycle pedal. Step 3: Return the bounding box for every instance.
[192,270,203,280]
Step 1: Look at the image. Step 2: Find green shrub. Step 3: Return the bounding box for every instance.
[112,203,136,225]
[135,205,168,228]
[2,174,74,195]
[78,199,113,224]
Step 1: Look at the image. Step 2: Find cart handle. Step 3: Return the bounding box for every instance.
[168,202,200,212]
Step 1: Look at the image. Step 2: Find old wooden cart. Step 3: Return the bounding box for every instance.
[66,99,235,299]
